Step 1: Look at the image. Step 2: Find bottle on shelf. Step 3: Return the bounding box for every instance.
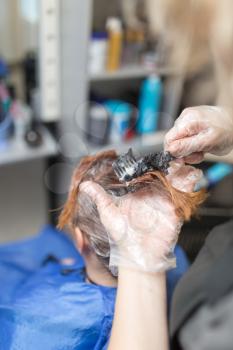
[86,103,109,146]
[137,75,162,134]
[195,163,233,191]
[123,28,146,65]
[89,32,108,74]
[104,100,132,143]
[106,17,123,72]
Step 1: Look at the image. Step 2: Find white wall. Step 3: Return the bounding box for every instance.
[0,160,48,243]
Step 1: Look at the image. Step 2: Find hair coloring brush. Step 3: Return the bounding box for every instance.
[112,148,175,182]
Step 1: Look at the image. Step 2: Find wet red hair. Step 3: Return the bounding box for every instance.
[58,150,206,270]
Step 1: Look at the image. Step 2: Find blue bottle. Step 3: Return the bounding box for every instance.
[195,163,233,191]
[137,75,162,134]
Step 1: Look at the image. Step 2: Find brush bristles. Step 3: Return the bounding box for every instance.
[112,148,138,182]
[112,149,175,183]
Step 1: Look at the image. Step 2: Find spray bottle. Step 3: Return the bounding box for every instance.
[137,75,162,134]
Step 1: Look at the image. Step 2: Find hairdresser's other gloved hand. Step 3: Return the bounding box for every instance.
[80,168,199,273]
[165,106,233,164]
[166,160,203,192]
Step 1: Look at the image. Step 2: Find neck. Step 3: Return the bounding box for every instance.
[84,254,117,288]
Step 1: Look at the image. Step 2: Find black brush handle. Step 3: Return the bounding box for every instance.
[131,151,175,179]
[142,151,175,174]
[112,148,175,183]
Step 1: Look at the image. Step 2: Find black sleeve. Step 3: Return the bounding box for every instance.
[170,219,233,349]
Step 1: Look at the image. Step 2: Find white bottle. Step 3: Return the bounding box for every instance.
[89,32,108,74]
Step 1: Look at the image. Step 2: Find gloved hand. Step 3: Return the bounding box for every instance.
[165,106,233,164]
[166,159,203,193]
[80,165,202,273]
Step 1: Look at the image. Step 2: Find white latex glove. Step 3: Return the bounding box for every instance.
[79,165,201,272]
[165,106,233,164]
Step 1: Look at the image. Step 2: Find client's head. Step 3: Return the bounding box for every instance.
[58,150,205,283]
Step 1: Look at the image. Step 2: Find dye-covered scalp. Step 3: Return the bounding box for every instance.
[58,150,205,273]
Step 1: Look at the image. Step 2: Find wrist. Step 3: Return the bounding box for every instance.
[118,266,166,287]
[110,267,168,350]
[112,250,175,276]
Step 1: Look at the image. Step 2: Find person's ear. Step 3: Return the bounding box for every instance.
[74,227,85,254]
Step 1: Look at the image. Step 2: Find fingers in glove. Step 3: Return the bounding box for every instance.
[80,181,126,241]
[183,152,204,164]
[167,165,203,192]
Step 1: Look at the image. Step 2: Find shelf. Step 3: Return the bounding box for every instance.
[88,65,178,82]
[0,127,58,166]
[85,131,233,164]
[85,130,166,156]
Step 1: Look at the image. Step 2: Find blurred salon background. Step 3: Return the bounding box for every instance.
[0,0,233,262]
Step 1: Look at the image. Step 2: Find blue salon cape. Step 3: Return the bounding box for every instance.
[0,225,189,350]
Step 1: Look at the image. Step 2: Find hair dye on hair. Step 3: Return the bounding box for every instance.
[58,150,205,274]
